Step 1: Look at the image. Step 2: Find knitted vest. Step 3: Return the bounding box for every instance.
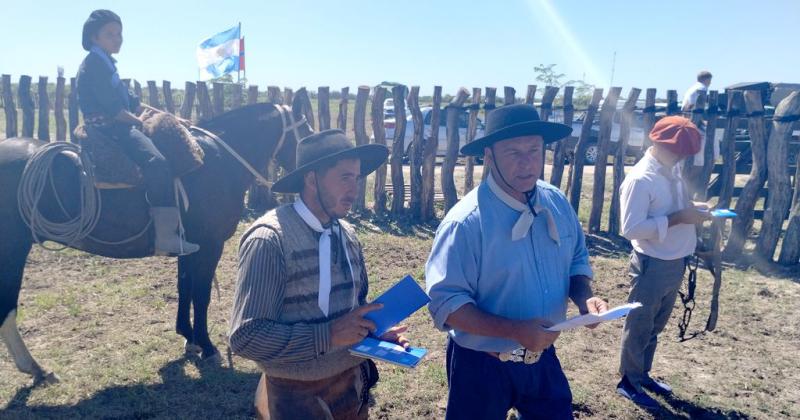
[240,204,367,380]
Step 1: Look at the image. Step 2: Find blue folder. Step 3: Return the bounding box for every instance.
[349,275,431,368]
[711,209,737,218]
[364,275,430,338]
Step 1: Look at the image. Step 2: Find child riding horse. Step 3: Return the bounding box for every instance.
[77,9,198,256]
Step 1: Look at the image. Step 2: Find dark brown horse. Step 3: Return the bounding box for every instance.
[0,94,312,385]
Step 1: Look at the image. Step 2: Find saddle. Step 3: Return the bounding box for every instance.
[73,110,205,189]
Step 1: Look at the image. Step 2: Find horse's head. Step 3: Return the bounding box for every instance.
[272,88,315,173]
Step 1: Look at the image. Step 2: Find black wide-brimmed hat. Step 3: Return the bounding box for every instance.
[272,129,389,193]
[82,9,122,51]
[460,104,572,156]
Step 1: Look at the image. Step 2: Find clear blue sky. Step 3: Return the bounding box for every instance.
[2,0,798,98]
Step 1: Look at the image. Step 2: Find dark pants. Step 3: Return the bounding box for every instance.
[263,365,370,420]
[101,124,174,206]
[619,252,687,391]
[445,339,572,420]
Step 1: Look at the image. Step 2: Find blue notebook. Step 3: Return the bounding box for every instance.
[350,337,427,369]
[349,275,430,368]
[710,209,737,218]
[364,275,431,337]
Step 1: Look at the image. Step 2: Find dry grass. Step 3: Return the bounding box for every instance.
[1,164,799,419]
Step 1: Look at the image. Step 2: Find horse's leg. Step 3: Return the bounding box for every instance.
[179,241,224,362]
[0,240,58,386]
[176,258,200,355]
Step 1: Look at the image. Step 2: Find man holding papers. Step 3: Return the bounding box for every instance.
[425,104,608,419]
[229,130,408,419]
[617,116,710,408]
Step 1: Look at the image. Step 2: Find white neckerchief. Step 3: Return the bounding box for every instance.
[486,173,560,245]
[293,198,357,316]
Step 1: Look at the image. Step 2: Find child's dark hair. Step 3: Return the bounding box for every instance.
[697,71,713,83]
[82,10,121,51]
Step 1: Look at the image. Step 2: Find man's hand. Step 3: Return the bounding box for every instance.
[330,303,382,348]
[380,325,410,349]
[669,206,712,226]
[511,318,560,353]
[582,296,609,329]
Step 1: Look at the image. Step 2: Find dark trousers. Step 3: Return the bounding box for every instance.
[262,366,369,420]
[445,339,572,420]
[101,124,174,206]
[619,252,687,391]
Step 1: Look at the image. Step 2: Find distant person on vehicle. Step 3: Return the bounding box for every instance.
[616,116,711,409]
[681,71,712,112]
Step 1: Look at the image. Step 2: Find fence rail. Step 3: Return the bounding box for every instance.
[2,72,799,265]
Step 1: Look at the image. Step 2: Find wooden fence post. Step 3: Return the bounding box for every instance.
[196,81,212,122]
[247,85,259,105]
[390,85,408,215]
[683,91,707,197]
[147,80,161,109]
[407,86,424,218]
[37,76,50,141]
[699,90,720,197]
[641,88,657,151]
[212,82,224,116]
[525,85,537,105]
[371,86,388,213]
[283,88,294,108]
[55,74,67,141]
[539,86,559,180]
[68,77,78,141]
[2,74,18,138]
[318,86,331,130]
[296,87,315,130]
[779,92,800,264]
[162,81,175,113]
[588,87,622,233]
[504,86,516,105]
[443,88,470,212]
[464,87,482,193]
[666,89,679,115]
[726,90,768,256]
[421,86,442,220]
[267,86,282,104]
[569,89,603,213]
[180,82,196,120]
[19,76,34,138]
[551,86,574,189]
[716,90,744,209]
[133,80,143,101]
[231,83,243,109]
[756,91,800,261]
[353,86,370,212]
[481,87,497,182]
[608,88,641,235]
[337,87,349,131]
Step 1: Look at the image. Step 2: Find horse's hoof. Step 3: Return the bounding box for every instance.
[184,340,203,356]
[33,371,60,387]
[200,350,222,366]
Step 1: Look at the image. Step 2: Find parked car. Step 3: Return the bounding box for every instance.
[382,107,485,158]
[560,110,646,165]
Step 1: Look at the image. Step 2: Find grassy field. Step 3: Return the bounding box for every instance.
[1,162,799,420]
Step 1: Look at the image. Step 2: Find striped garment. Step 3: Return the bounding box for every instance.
[228,204,368,381]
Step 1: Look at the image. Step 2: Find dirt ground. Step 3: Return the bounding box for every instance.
[1,164,799,419]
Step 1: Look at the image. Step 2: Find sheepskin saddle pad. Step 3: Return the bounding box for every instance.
[73,111,205,189]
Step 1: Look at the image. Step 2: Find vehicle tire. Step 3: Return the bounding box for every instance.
[584,144,598,165]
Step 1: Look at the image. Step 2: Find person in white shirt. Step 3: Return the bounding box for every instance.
[616,116,711,409]
[681,71,712,112]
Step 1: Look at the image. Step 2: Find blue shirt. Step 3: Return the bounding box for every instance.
[425,180,593,352]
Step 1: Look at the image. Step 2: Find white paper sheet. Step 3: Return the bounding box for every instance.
[545,302,643,332]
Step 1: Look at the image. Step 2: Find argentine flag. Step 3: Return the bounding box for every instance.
[196,25,241,81]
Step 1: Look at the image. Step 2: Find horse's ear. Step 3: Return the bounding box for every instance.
[293,87,315,130]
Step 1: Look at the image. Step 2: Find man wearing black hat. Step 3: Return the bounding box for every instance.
[425,104,608,419]
[229,130,409,419]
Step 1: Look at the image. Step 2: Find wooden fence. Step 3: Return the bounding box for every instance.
[2,72,800,265]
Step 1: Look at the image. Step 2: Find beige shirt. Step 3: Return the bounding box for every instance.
[620,149,697,260]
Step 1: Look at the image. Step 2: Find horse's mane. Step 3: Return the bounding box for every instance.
[199,102,280,132]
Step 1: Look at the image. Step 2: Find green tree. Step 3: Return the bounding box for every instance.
[533,63,566,86]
